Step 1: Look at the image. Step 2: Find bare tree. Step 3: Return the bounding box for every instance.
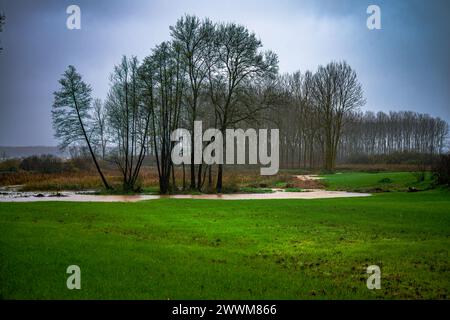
[312,61,364,170]
[92,98,108,159]
[206,22,278,192]
[141,42,185,194]
[170,15,214,190]
[52,65,111,189]
[106,56,150,192]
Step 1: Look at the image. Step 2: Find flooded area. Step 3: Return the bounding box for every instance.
[0,186,370,202]
[164,190,370,200]
[0,192,161,202]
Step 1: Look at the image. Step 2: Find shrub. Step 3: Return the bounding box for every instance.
[433,154,450,187]
[66,156,94,171]
[19,154,64,173]
[0,158,21,172]
[413,171,426,183]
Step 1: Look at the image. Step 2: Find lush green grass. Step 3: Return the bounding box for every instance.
[284,187,305,192]
[321,171,435,192]
[239,187,275,194]
[1,189,449,299]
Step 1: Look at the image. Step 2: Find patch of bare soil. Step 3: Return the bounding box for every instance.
[287,175,325,190]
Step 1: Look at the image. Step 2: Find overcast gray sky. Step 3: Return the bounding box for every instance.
[0,0,449,146]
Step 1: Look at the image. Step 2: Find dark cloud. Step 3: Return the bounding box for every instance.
[0,0,449,146]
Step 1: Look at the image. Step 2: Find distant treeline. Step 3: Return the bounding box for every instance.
[270,71,448,168]
[0,146,67,160]
[0,154,92,174]
[340,111,448,159]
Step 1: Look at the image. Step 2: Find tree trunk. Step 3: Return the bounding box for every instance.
[182,163,186,190]
[197,163,203,190]
[72,92,111,190]
[216,164,223,193]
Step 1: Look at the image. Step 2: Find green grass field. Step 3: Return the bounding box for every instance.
[0,172,449,299]
[321,171,434,192]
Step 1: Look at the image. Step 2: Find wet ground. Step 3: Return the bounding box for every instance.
[164,190,370,200]
[0,177,370,202]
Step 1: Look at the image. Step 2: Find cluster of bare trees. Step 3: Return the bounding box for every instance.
[276,80,449,169]
[270,65,365,170]
[272,70,448,169]
[53,15,277,193]
[52,15,449,192]
[339,111,449,159]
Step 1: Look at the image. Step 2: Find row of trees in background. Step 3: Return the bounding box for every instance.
[52,15,449,193]
[274,71,449,167]
[339,111,448,161]
[270,67,366,170]
[0,154,92,174]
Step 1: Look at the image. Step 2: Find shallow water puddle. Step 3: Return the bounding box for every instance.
[0,190,370,202]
